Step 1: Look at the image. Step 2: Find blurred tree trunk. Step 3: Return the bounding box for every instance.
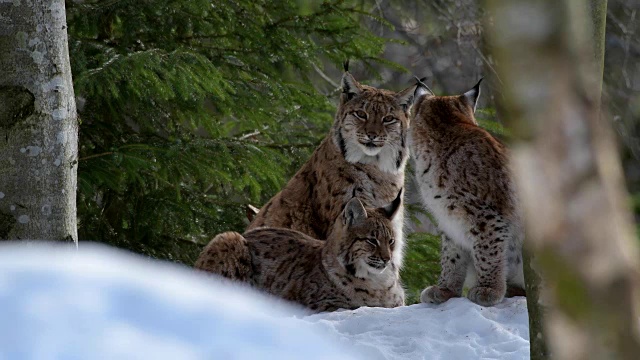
[521,247,547,359]
[589,0,607,101]
[486,0,640,359]
[0,1,78,243]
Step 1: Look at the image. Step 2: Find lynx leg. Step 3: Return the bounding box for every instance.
[421,235,469,304]
[195,231,253,282]
[467,235,508,307]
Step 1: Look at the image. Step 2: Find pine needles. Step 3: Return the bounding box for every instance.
[68,0,394,263]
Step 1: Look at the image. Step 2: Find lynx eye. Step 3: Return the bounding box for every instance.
[389,238,395,246]
[382,116,397,125]
[365,238,379,247]
[353,110,367,120]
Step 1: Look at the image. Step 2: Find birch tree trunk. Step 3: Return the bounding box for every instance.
[0,1,78,243]
[485,0,640,358]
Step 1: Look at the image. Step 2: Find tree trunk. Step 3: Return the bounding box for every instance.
[485,0,640,359]
[521,247,548,359]
[589,0,608,101]
[0,1,78,243]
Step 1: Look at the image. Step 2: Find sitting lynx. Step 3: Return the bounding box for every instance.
[195,191,405,312]
[248,63,420,268]
[410,78,525,307]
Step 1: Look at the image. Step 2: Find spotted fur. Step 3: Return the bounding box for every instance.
[195,193,405,312]
[410,79,525,307]
[248,70,419,268]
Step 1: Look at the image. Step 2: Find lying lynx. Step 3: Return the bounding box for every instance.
[248,63,420,267]
[195,191,405,312]
[410,79,525,307]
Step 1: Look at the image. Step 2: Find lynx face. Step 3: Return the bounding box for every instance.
[347,216,395,273]
[332,72,417,174]
[332,190,402,278]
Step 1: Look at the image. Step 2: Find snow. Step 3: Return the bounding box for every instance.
[0,242,530,360]
[306,298,529,360]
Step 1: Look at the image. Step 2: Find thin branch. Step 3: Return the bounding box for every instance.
[79,151,114,161]
[471,45,503,85]
[238,130,261,140]
[262,142,318,149]
[312,63,340,89]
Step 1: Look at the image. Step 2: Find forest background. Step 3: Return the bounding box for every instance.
[66,0,640,304]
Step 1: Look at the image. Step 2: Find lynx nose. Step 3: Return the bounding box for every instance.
[367,132,377,140]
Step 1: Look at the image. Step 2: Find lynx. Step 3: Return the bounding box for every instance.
[409,78,525,307]
[195,192,405,312]
[247,63,420,267]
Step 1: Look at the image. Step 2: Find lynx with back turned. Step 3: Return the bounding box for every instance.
[410,79,525,307]
[247,64,420,268]
[195,192,405,312]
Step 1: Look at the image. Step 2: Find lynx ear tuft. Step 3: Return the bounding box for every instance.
[413,76,434,104]
[341,71,362,102]
[463,78,483,113]
[343,59,350,72]
[380,188,403,219]
[343,197,367,226]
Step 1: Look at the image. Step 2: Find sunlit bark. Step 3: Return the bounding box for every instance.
[0,1,78,243]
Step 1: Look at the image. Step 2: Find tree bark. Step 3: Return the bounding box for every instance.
[485,0,640,359]
[0,1,78,243]
[589,0,608,101]
[521,247,548,360]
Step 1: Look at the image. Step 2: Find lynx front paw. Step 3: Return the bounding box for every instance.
[420,286,458,304]
[467,286,504,307]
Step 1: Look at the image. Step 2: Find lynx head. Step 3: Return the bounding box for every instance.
[332,66,419,174]
[411,77,483,131]
[325,189,403,278]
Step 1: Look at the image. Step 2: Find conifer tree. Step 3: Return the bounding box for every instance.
[67,0,393,262]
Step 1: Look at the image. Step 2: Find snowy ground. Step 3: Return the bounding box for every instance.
[0,242,529,359]
[306,298,529,360]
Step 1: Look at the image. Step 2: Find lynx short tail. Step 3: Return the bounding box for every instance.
[194,231,253,282]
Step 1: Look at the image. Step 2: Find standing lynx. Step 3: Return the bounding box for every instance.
[195,192,405,312]
[248,64,420,267]
[410,79,525,307]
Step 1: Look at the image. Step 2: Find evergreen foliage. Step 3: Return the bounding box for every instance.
[401,232,441,304]
[66,0,395,263]
[476,108,510,139]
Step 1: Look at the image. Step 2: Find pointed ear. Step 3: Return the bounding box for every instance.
[463,78,483,113]
[409,76,434,111]
[380,188,403,219]
[397,77,430,113]
[343,197,367,226]
[341,71,362,102]
[245,204,259,222]
[396,87,415,113]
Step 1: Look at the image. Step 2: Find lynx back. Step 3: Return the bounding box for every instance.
[410,79,525,307]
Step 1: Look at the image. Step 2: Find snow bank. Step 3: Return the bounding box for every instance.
[0,242,530,360]
[0,242,358,360]
[306,297,529,360]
